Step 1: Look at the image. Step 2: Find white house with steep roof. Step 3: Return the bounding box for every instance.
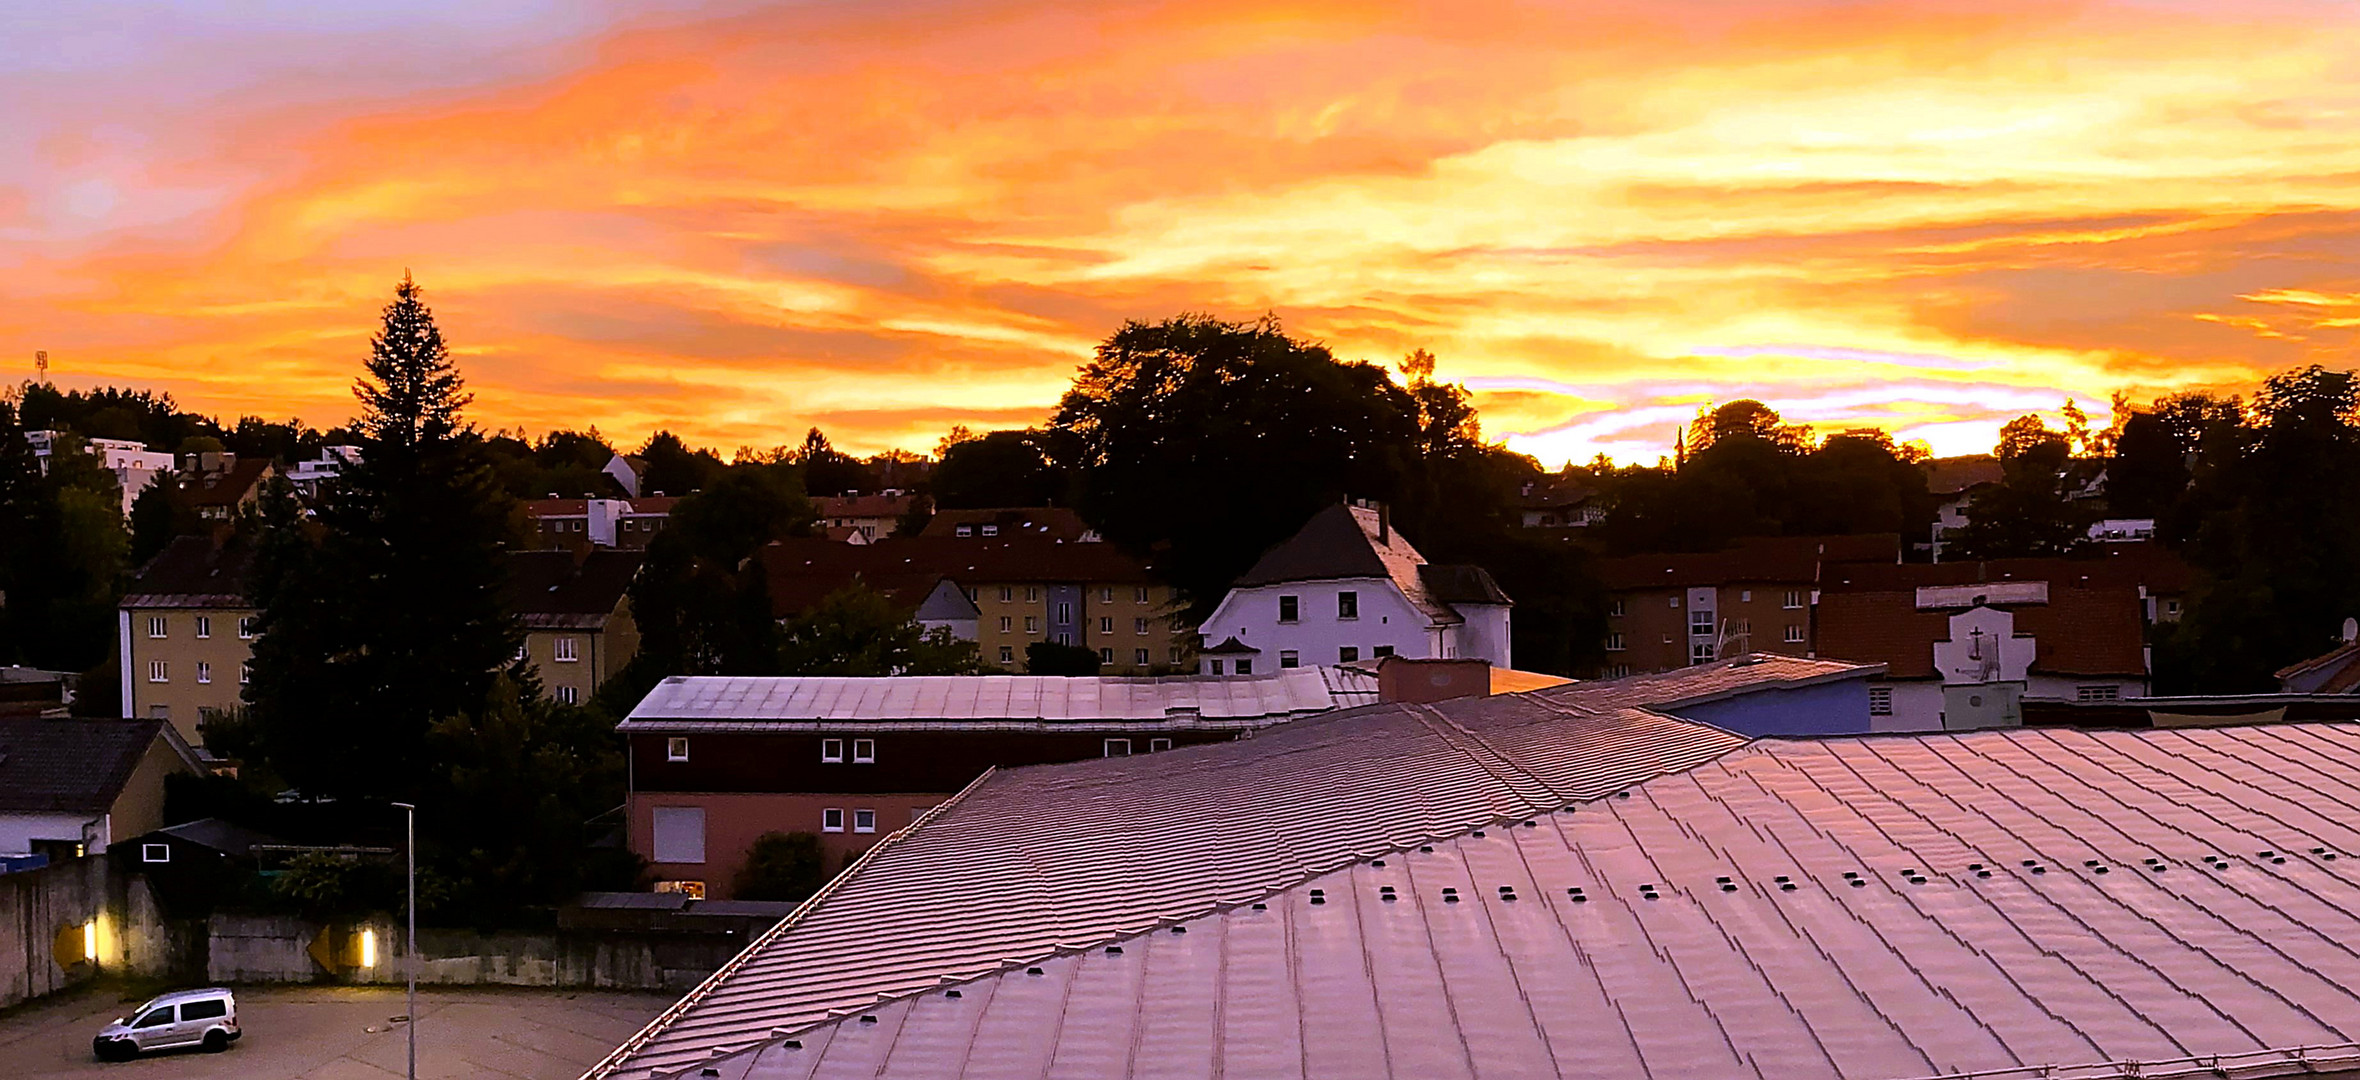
[1197,503,1511,674]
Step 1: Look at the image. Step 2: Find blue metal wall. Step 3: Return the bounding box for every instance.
[1664,677,1874,737]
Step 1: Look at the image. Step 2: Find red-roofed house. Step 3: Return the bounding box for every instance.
[1592,534,1899,677]
[815,492,915,542]
[523,496,677,554]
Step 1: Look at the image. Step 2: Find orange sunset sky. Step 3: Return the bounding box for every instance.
[8,0,2360,465]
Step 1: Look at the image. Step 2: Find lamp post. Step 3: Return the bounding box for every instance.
[388,802,417,1080]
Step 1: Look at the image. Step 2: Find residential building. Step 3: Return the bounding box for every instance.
[604,452,649,498]
[25,431,174,516]
[815,492,915,541]
[618,668,1380,897]
[0,666,72,719]
[119,535,257,747]
[503,550,644,707]
[592,675,2360,1080]
[0,717,203,865]
[2088,517,2158,543]
[762,535,1186,675]
[182,455,273,522]
[523,496,678,553]
[283,444,361,500]
[1815,552,2189,731]
[1923,455,2003,562]
[1591,533,1898,677]
[1198,502,1512,673]
[920,506,1095,542]
[1514,475,1603,529]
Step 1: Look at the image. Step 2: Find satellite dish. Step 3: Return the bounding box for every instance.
[2343,617,2357,645]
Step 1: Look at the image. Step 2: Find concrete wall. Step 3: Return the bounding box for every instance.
[207,913,743,992]
[0,858,188,1011]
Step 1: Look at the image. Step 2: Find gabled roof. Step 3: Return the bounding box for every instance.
[815,493,913,519]
[1232,504,1502,626]
[2276,639,2360,693]
[1418,562,1511,606]
[121,535,254,609]
[920,507,1091,541]
[145,817,281,858]
[618,669,1374,732]
[184,457,272,508]
[702,722,2360,1080]
[502,550,642,629]
[592,662,1812,1077]
[0,717,188,815]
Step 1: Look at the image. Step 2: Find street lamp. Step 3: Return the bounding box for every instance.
[388,802,417,1080]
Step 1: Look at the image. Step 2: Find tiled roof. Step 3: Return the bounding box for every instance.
[184,457,271,508]
[502,550,642,629]
[121,535,254,608]
[618,668,1372,732]
[593,664,1787,1078]
[816,493,914,519]
[919,507,1091,541]
[1818,584,2150,679]
[651,722,2360,1080]
[1825,546,2192,595]
[0,717,173,814]
[762,536,1159,604]
[1595,533,1899,591]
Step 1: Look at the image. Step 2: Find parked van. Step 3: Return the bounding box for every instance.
[92,987,239,1060]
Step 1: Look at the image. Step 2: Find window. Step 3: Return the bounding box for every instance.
[1605,633,1627,651]
[1149,738,1173,752]
[853,738,876,763]
[1279,650,1299,668]
[1168,646,1183,664]
[1784,624,1805,643]
[652,807,706,863]
[1100,587,1114,603]
[148,660,168,683]
[1868,687,1894,716]
[1100,647,1114,663]
[1026,586,1040,602]
[1135,617,1149,635]
[1235,659,1253,675]
[956,524,974,537]
[1134,648,1149,665]
[1055,602,1072,622]
[823,808,845,833]
[980,524,999,536]
[1025,616,1040,634]
[2077,684,2122,702]
[1054,631,1073,645]
[667,737,690,762]
[195,615,211,639]
[1104,738,1132,757]
[998,645,1014,664]
[1338,591,1359,619]
[2165,599,2182,616]
[142,843,170,864]
[1739,590,1752,604]
[196,661,212,684]
[1209,659,1224,675]
[1783,590,1804,610]
[181,999,226,1021]
[147,616,166,638]
[1373,645,1394,658]
[1099,617,1113,634]
[1135,586,1150,603]
[854,809,877,833]
[999,586,1013,602]
[239,661,252,685]
[238,616,257,639]
[999,616,1013,632]
[1608,599,1626,617]
[1690,642,1716,664]
[1669,596,1681,608]
[1607,664,1632,678]
[558,685,578,704]
[555,636,579,662]
[1339,646,1360,663]
[1689,609,1715,636]
[134,1009,174,1029]
[1278,595,1300,623]
[821,739,845,763]
[514,643,529,662]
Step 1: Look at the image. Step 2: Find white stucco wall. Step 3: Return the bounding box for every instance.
[1202,578,1433,668]
[0,812,107,857]
[1454,602,1512,669]
[1870,680,1948,733]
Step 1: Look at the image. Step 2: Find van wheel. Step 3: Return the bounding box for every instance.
[202,1030,230,1053]
[94,1038,135,1062]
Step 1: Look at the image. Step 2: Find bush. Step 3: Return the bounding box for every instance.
[733,832,828,903]
[1025,640,1102,676]
[270,852,401,919]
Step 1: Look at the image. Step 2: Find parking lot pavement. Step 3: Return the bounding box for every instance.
[0,984,673,1079]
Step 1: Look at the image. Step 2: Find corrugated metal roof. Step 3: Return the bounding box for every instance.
[620,668,1376,731]
[657,723,2360,1080]
[591,669,1765,1078]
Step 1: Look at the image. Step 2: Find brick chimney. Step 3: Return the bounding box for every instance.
[1376,656,1490,704]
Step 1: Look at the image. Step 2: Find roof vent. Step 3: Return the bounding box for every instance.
[702,1070,720,1077]
[1171,925,1187,934]
[1026,967,1044,976]
[783,1040,803,1050]
[858,1015,878,1025]
[945,990,962,999]
[1106,946,1123,955]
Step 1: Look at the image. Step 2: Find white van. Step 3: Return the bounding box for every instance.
[92,987,240,1060]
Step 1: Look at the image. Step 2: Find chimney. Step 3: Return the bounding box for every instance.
[1376,501,1390,545]
[1376,656,1490,704]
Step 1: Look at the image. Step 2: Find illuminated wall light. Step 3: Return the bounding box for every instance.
[82,920,96,962]
[359,928,377,969]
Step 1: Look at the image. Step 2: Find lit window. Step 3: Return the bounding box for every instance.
[1606,633,1626,651]
[557,685,577,704]
[1783,590,1804,609]
[998,645,1014,664]
[822,808,845,833]
[1235,658,1253,675]
[667,737,689,762]
[821,739,845,763]
[148,660,168,683]
[555,637,579,662]
[196,661,212,684]
[141,844,170,864]
[854,809,877,833]
[651,807,706,863]
[1104,738,1132,757]
[1134,648,1149,665]
[1784,624,1805,644]
[238,616,257,639]
[853,738,876,763]
[1869,687,1894,716]
[147,616,167,638]
[1337,592,1358,619]
[1278,595,1299,623]
[1149,738,1172,752]
[1279,650,1299,669]
[194,615,211,639]
[1339,646,1359,663]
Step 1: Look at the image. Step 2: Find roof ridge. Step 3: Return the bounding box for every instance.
[583,766,1003,1080]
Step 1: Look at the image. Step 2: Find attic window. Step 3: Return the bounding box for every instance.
[141,844,169,864]
[667,737,689,762]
